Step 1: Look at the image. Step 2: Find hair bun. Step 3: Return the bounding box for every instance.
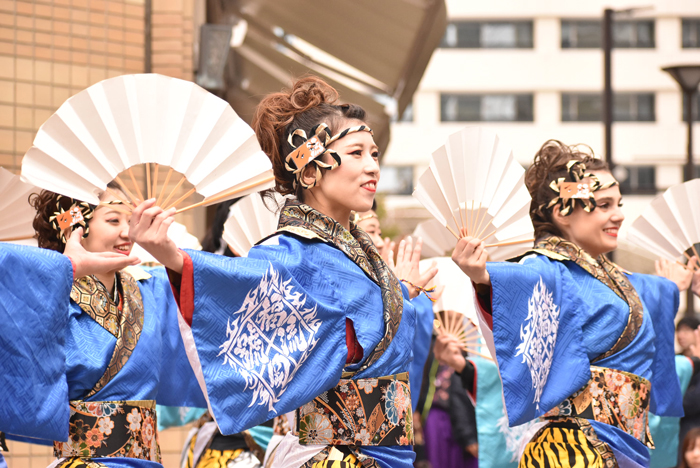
[289,77,339,112]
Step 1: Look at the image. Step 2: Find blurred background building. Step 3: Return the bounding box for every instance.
[380,0,700,276]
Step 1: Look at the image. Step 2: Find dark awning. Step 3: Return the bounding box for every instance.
[206,0,447,151]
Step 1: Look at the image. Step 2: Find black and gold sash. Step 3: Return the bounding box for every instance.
[526,235,644,362]
[274,199,404,373]
[70,271,145,398]
[543,367,652,447]
[54,400,160,466]
[296,373,414,447]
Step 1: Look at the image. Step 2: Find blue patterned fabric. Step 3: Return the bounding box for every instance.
[182,233,418,467]
[485,254,681,466]
[0,248,206,468]
[648,355,693,468]
[0,244,73,442]
[410,294,433,411]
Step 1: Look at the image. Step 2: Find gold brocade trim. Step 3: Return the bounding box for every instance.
[543,367,653,448]
[70,271,145,399]
[54,400,160,464]
[275,200,404,374]
[529,236,644,362]
[296,373,414,447]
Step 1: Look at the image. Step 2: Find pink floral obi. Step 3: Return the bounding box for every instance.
[54,400,161,463]
[295,372,414,447]
[543,366,653,447]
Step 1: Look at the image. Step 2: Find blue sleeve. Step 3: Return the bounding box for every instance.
[180,239,351,434]
[141,268,207,409]
[409,294,433,411]
[485,256,590,425]
[0,244,73,441]
[627,273,683,417]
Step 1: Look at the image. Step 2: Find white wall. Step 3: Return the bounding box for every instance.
[383,0,700,214]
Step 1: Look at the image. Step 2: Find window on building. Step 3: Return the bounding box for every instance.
[681,93,700,121]
[682,19,700,48]
[440,94,534,122]
[561,93,655,122]
[561,20,654,48]
[377,166,414,195]
[617,166,656,195]
[440,21,533,48]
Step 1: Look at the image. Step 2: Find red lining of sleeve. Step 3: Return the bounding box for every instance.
[473,282,494,329]
[168,250,195,326]
[345,318,364,364]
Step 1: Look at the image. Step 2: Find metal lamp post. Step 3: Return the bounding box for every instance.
[662,65,700,315]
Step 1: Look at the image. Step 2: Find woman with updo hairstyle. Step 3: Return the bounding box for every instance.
[0,183,208,468]
[441,139,695,467]
[129,76,437,468]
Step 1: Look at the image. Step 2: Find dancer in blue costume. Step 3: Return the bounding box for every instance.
[450,140,694,468]
[0,184,207,468]
[129,76,437,468]
[0,235,138,468]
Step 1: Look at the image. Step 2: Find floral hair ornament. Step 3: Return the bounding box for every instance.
[49,196,95,243]
[544,160,618,216]
[285,123,373,189]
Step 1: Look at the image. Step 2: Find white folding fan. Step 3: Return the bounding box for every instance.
[0,167,39,245]
[222,193,281,257]
[419,257,491,360]
[21,73,274,213]
[130,221,202,265]
[413,127,534,261]
[626,178,700,262]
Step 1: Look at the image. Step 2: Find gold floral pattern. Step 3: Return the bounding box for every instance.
[54,400,161,463]
[296,373,413,447]
[70,271,144,398]
[543,367,652,447]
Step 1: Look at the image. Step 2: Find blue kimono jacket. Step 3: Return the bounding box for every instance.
[0,244,206,468]
[176,230,419,467]
[482,249,682,467]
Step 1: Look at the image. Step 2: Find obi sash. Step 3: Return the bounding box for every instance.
[296,373,414,447]
[543,367,653,448]
[54,400,161,465]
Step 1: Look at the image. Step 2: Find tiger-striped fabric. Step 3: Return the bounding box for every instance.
[195,448,245,468]
[301,446,362,468]
[310,452,360,468]
[519,425,606,468]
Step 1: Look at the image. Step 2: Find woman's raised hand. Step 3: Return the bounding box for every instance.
[64,227,140,278]
[656,256,697,292]
[433,333,466,373]
[393,236,438,299]
[452,236,490,285]
[129,199,184,273]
